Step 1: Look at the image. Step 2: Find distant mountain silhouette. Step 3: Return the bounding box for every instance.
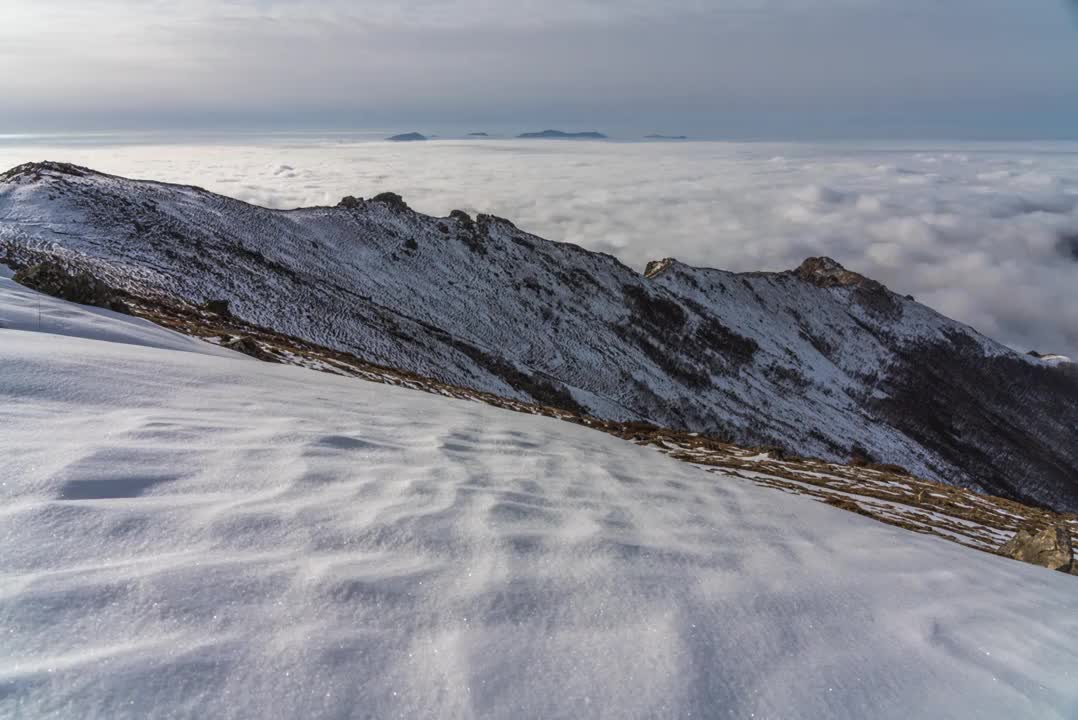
[517,130,607,139]
[387,132,427,142]
[645,134,688,140]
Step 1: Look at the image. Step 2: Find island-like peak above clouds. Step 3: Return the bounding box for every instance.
[517,129,608,139]
[2,161,1077,511]
[386,132,428,141]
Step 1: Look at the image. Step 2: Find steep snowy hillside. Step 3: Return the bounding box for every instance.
[2,283,1077,720]
[2,161,1077,511]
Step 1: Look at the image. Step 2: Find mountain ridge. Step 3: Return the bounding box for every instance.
[2,161,1077,510]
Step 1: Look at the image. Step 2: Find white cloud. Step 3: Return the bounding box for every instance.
[2,137,1077,356]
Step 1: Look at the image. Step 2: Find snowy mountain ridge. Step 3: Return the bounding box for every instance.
[2,161,1077,511]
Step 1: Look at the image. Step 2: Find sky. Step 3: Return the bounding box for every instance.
[2,0,1078,138]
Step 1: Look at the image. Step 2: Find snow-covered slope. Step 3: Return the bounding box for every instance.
[2,283,1077,720]
[2,161,1077,511]
[0,264,240,357]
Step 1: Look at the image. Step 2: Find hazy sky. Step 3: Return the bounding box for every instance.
[2,0,1077,137]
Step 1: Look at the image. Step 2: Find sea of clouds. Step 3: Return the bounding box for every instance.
[2,136,1076,357]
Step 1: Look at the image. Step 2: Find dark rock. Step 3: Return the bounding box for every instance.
[338,196,363,209]
[371,192,409,212]
[449,210,485,253]
[203,299,232,318]
[13,261,127,312]
[1000,525,1073,573]
[449,209,474,227]
[477,213,517,231]
[0,252,26,272]
[794,257,870,288]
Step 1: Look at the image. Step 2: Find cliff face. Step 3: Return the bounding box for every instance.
[3,161,1077,510]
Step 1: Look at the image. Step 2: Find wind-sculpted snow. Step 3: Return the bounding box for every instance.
[2,161,1077,511]
[2,291,1077,720]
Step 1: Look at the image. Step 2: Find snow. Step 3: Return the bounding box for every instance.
[2,285,1078,719]
[0,265,238,359]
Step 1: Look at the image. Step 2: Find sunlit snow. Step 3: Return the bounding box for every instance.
[2,276,1077,719]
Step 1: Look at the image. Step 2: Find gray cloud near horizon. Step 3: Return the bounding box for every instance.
[1,137,1076,358]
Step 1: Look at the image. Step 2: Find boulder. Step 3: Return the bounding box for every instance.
[999,525,1073,573]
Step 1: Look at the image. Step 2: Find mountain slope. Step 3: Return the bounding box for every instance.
[3,281,1077,720]
[2,161,1077,510]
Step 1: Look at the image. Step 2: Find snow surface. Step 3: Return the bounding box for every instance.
[0,265,238,359]
[2,281,1078,719]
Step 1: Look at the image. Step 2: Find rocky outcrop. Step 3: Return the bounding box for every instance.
[792,257,901,319]
[643,258,675,279]
[999,525,1074,573]
[12,262,127,313]
[202,299,232,318]
[0,161,91,183]
[794,257,873,288]
[371,192,409,212]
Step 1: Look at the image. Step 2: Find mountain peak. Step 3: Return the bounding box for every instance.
[643,257,677,279]
[0,161,101,183]
[794,256,872,288]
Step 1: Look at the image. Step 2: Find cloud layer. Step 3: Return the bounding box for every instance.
[2,136,1076,357]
